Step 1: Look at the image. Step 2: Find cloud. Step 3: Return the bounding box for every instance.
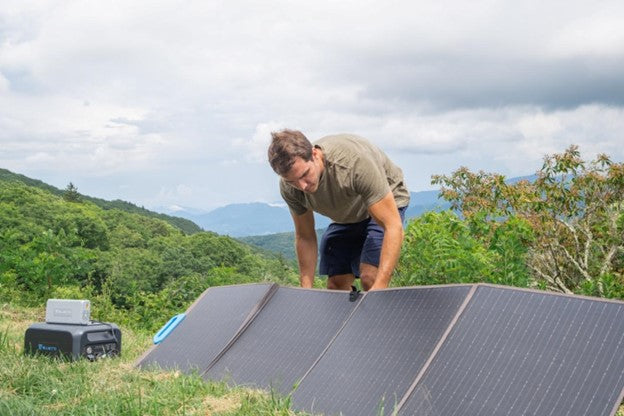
[0,0,623,209]
[232,121,289,164]
[0,72,8,92]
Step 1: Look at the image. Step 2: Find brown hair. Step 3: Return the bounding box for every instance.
[267,129,313,176]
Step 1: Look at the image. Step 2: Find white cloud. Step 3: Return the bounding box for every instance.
[0,72,9,92]
[232,121,288,164]
[0,0,623,209]
[547,8,624,58]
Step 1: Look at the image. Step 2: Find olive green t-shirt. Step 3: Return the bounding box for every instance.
[279,134,410,223]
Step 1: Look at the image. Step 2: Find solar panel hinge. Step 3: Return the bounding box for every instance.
[349,285,361,302]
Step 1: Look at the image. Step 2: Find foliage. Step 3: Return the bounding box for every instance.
[432,145,624,297]
[239,229,326,262]
[395,211,533,287]
[0,179,297,331]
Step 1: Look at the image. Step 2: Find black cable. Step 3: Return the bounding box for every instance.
[89,320,120,357]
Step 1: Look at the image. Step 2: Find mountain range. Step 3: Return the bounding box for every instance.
[157,189,451,237]
[158,174,538,237]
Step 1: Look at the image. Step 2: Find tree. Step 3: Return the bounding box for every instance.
[17,229,92,298]
[432,146,624,297]
[63,182,81,202]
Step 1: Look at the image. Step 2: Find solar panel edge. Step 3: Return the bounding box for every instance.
[382,283,477,292]
[133,284,222,368]
[477,282,624,306]
[609,384,624,416]
[133,283,275,369]
[200,283,280,376]
[394,284,478,414]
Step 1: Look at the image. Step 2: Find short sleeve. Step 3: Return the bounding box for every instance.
[351,154,390,207]
[279,179,308,216]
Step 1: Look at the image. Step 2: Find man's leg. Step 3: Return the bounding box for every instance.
[327,273,355,291]
[319,221,364,291]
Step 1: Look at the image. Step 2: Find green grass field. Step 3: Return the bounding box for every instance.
[0,303,306,415]
[1,303,622,416]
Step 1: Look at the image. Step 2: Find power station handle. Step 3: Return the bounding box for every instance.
[153,313,186,344]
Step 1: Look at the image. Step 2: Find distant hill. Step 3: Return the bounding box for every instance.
[404,190,450,219]
[239,229,326,262]
[237,175,537,258]
[166,190,450,237]
[0,168,202,234]
[162,202,333,237]
[195,203,331,236]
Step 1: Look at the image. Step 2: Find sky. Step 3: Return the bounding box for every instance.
[1,0,623,212]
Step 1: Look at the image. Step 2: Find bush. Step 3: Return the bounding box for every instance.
[394,211,533,288]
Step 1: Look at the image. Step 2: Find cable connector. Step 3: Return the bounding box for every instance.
[349,285,361,302]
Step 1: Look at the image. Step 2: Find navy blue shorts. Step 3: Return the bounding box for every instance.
[318,206,407,278]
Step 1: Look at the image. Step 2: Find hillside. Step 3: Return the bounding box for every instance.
[0,303,305,415]
[0,168,202,235]
[0,178,297,332]
[239,229,326,261]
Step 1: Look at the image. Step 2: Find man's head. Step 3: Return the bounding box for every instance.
[268,129,323,193]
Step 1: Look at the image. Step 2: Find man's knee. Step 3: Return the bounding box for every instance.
[327,274,354,291]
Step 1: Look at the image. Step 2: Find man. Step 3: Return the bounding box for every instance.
[268,129,410,291]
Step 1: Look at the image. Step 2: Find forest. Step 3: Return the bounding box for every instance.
[0,176,296,332]
[1,146,623,334]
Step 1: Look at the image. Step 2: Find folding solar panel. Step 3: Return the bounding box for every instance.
[136,283,624,416]
[136,283,274,372]
[291,285,473,416]
[397,285,624,416]
[204,287,360,394]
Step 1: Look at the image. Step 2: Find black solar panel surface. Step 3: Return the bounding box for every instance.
[137,284,272,372]
[292,285,472,416]
[204,287,359,394]
[399,285,624,416]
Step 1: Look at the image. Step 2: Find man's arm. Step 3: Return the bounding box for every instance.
[291,209,317,288]
[367,191,404,290]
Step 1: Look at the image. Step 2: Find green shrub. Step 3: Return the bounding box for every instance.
[395,211,533,288]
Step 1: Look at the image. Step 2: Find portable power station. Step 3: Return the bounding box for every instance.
[24,322,121,361]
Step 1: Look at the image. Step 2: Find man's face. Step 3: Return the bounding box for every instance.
[282,148,322,193]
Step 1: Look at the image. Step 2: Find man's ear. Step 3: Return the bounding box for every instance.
[312,146,321,160]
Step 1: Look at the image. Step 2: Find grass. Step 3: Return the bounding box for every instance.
[0,303,304,415]
[1,303,622,416]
